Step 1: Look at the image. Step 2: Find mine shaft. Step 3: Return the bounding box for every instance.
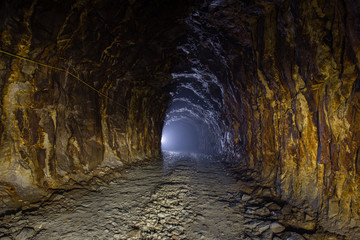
[0,0,359,239]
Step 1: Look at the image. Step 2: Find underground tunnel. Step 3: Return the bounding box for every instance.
[0,0,360,239]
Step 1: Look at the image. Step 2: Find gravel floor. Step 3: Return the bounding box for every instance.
[0,152,341,240]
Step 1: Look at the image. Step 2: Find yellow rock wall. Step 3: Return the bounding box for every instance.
[216,0,360,233]
[0,0,182,213]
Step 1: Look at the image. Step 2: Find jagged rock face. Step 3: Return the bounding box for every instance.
[204,0,360,234]
[0,0,193,212]
[0,0,360,237]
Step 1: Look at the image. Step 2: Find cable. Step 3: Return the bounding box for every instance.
[0,49,127,110]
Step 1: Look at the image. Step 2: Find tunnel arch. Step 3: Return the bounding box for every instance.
[0,0,359,237]
[161,5,237,156]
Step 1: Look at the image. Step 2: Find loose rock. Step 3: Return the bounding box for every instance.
[270,222,285,233]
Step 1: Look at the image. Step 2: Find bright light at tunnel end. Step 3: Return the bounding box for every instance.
[161,135,167,145]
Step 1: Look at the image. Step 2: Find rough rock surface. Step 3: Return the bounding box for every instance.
[0,0,359,238]
[205,0,360,235]
[0,153,344,240]
[0,0,192,212]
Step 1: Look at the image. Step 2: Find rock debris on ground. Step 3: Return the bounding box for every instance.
[0,152,343,240]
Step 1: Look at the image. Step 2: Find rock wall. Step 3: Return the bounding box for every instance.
[0,0,190,213]
[209,0,360,234]
[1,0,360,236]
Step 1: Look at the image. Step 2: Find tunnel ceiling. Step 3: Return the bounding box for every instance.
[162,6,231,154]
[0,0,360,237]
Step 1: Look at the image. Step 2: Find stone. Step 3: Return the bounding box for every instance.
[299,221,316,231]
[127,229,141,238]
[254,207,271,216]
[257,224,270,235]
[15,227,35,240]
[285,232,306,240]
[157,213,168,218]
[282,217,317,232]
[304,214,314,221]
[244,221,262,230]
[270,222,285,233]
[261,188,272,198]
[268,203,282,211]
[242,194,252,202]
[281,204,292,215]
[240,186,255,195]
[260,229,273,239]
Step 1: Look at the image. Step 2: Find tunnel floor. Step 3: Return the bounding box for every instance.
[0,153,340,240]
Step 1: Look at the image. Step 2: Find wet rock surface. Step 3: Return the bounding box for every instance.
[0,153,345,240]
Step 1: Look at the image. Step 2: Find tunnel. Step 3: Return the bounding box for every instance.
[0,0,360,239]
[161,20,227,155]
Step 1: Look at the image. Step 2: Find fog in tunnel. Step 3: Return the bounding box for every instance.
[161,5,235,156]
[161,120,199,152]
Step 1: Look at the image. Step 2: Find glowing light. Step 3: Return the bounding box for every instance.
[161,135,167,144]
